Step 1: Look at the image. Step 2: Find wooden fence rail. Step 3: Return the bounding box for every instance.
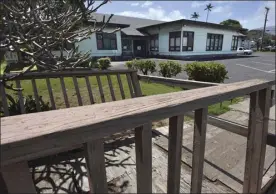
[1,78,275,194]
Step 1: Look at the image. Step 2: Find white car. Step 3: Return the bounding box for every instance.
[237,47,253,55]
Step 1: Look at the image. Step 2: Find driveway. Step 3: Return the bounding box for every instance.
[111,52,275,84]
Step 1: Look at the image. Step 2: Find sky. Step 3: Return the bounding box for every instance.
[94,1,275,30]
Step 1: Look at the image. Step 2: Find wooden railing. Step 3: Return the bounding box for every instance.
[1,78,275,193]
[0,69,141,117]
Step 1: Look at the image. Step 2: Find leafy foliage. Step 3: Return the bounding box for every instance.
[184,61,228,83]
[158,60,182,78]
[97,57,111,70]
[220,19,243,29]
[2,94,51,116]
[125,59,156,75]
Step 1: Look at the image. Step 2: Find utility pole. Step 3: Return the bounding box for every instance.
[260,7,269,51]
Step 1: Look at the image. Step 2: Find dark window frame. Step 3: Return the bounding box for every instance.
[206,33,223,51]
[169,31,181,51]
[150,34,159,51]
[231,36,239,50]
[182,31,194,51]
[96,32,117,50]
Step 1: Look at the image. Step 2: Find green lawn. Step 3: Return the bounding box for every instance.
[4,75,241,116]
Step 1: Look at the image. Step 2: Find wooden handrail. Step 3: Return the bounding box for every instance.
[0,69,136,80]
[1,79,274,164]
[1,78,275,193]
[138,74,221,89]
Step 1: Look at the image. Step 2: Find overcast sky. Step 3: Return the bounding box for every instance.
[95,1,275,30]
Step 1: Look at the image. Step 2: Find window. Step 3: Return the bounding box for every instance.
[206,33,223,51]
[169,31,181,51]
[96,32,117,50]
[150,35,159,51]
[231,36,239,50]
[183,31,194,51]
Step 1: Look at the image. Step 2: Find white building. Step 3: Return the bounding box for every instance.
[5,13,247,64]
[77,13,246,60]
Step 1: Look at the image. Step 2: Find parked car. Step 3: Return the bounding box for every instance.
[237,47,253,55]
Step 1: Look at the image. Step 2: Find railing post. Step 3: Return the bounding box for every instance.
[190,108,208,193]
[167,115,184,193]
[243,87,271,193]
[135,123,152,193]
[84,139,108,194]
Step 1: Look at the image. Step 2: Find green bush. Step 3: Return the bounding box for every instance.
[158,60,182,77]
[97,57,111,70]
[125,59,156,75]
[2,94,51,116]
[125,60,136,69]
[184,61,228,83]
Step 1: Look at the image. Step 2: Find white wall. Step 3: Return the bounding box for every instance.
[147,24,243,56]
[77,27,122,57]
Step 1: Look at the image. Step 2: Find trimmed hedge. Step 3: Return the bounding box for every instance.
[184,61,228,83]
[97,57,111,70]
[158,60,182,77]
[125,59,156,75]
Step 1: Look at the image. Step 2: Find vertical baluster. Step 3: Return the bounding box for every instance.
[135,123,152,193]
[46,78,56,110]
[243,88,271,193]
[116,73,125,99]
[15,80,26,114]
[191,108,208,193]
[0,83,9,116]
[85,76,95,104]
[130,72,143,97]
[84,139,108,193]
[96,75,105,103]
[31,79,41,112]
[106,74,116,101]
[167,115,184,193]
[73,76,83,106]
[126,73,135,98]
[60,77,70,108]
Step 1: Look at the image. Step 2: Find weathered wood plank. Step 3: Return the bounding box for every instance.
[167,115,184,193]
[84,139,108,193]
[60,77,70,108]
[243,88,271,193]
[15,80,26,114]
[73,76,83,106]
[1,161,36,193]
[0,69,137,80]
[85,76,95,104]
[0,83,9,116]
[185,111,276,147]
[96,75,105,103]
[126,73,135,98]
[31,78,41,112]
[1,79,274,165]
[131,72,143,97]
[191,108,208,193]
[116,73,125,99]
[135,123,152,193]
[107,74,116,101]
[46,78,56,110]
[138,74,220,89]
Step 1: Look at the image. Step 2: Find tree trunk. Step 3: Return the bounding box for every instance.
[206,11,209,22]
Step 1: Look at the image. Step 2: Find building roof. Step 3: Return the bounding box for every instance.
[91,13,163,36]
[138,19,247,34]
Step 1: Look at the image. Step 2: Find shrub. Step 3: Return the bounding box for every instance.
[125,59,156,75]
[3,94,51,116]
[97,57,111,70]
[125,60,136,70]
[184,61,228,83]
[158,60,182,77]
